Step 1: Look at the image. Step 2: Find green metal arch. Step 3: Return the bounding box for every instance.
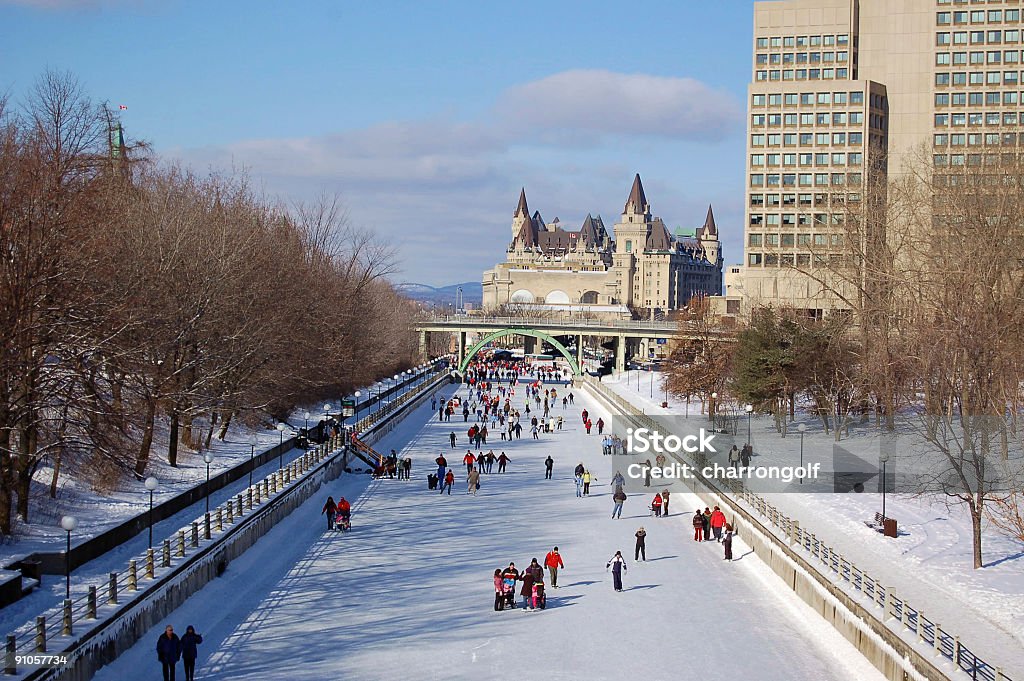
[459,329,580,375]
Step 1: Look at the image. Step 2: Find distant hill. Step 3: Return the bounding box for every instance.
[396,281,483,307]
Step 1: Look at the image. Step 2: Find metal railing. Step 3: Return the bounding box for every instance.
[582,375,1014,681]
[421,314,681,332]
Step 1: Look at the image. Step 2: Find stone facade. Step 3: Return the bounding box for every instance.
[482,175,724,316]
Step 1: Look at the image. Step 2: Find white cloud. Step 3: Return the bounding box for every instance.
[497,69,742,142]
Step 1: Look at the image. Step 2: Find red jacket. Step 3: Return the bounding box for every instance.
[710,510,727,528]
[337,499,351,514]
[544,551,564,569]
[445,470,455,484]
[652,494,663,507]
[463,453,475,465]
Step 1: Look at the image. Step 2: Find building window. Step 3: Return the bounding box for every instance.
[625,240,632,253]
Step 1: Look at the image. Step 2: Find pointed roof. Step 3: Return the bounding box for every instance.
[578,214,600,246]
[645,217,672,251]
[516,218,537,248]
[623,173,649,214]
[701,204,718,237]
[514,188,529,218]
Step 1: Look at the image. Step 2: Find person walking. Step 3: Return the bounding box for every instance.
[634,527,647,561]
[435,455,448,485]
[611,471,625,488]
[180,625,203,681]
[582,470,593,496]
[544,455,554,480]
[702,507,713,542]
[475,451,486,473]
[575,473,584,498]
[402,457,412,481]
[643,459,652,487]
[497,452,511,473]
[612,487,626,518]
[606,551,627,592]
[740,443,752,468]
[449,432,457,449]
[728,445,740,469]
[321,496,337,530]
[156,625,182,681]
[710,506,727,541]
[463,450,475,474]
[596,417,605,434]
[544,547,564,588]
[651,493,663,517]
[661,489,670,516]
[692,510,705,541]
[440,469,455,495]
[723,523,734,560]
[486,450,496,473]
[467,466,480,496]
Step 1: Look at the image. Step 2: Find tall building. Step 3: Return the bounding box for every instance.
[482,175,724,316]
[736,0,954,316]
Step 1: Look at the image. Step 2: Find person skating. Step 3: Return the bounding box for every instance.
[440,469,455,495]
[486,450,496,473]
[582,470,594,495]
[544,547,564,588]
[180,625,203,681]
[321,496,337,530]
[575,473,583,498]
[156,625,182,681]
[661,489,670,516]
[612,487,626,519]
[467,466,481,495]
[403,457,412,481]
[435,455,448,484]
[611,470,625,488]
[634,527,647,561]
[710,506,727,541]
[643,459,652,487]
[651,492,663,517]
[544,455,554,480]
[723,523,734,560]
[597,417,605,434]
[493,569,505,611]
[692,510,705,541]
[449,432,457,449]
[497,452,511,473]
[584,419,592,434]
[702,507,713,542]
[476,451,486,473]
[463,450,475,474]
[606,551,627,591]
[336,497,351,529]
[574,462,585,478]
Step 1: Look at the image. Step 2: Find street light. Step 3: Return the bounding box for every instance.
[60,515,77,599]
[144,477,158,548]
[303,410,310,436]
[248,434,257,488]
[276,422,287,470]
[354,390,362,419]
[710,392,718,428]
[797,423,807,484]
[879,451,890,520]
[745,404,754,445]
[203,453,214,513]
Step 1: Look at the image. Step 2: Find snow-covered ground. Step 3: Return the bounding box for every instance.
[603,370,1024,677]
[94,380,884,681]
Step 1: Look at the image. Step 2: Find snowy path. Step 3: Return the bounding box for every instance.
[94,382,882,681]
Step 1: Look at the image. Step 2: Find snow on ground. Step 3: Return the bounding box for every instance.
[94,379,883,681]
[604,370,1024,677]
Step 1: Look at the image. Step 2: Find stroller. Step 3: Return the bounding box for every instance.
[335,510,351,532]
[497,576,516,610]
[531,582,547,610]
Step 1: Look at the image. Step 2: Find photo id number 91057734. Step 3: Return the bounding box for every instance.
[15,654,69,668]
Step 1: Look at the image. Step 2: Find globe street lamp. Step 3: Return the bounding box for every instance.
[276,422,287,470]
[745,404,754,446]
[797,423,807,484]
[248,434,257,488]
[303,410,311,437]
[710,392,718,428]
[354,391,362,420]
[144,477,158,548]
[203,453,214,514]
[60,515,77,599]
[879,451,890,520]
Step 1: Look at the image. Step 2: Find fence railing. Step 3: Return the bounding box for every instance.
[423,314,681,332]
[3,365,451,679]
[582,375,1014,681]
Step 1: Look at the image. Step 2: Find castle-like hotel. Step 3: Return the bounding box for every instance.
[482,175,724,316]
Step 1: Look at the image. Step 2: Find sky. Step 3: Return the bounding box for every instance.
[0,0,758,286]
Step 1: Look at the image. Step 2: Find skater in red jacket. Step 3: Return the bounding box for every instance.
[544,547,565,588]
[710,506,727,541]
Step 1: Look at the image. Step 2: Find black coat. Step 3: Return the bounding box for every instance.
[180,632,203,660]
[157,633,182,663]
[635,530,646,546]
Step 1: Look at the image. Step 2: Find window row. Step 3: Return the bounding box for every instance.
[750,152,863,166]
[751,112,866,126]
[747,253,845,268]
[749,193,863,208]
[934,132,1020,145]
[937,9,1022,24]
[756,35,849,49]
[755,52,849,65]
[752,91,866,106]
[755,68,850,81]
[751,132,866,146]
[936,49,1024,64]
[748,233,845,247]
[936,89,1024,104]
[935,111,1024,125]
[936,29,1022,44]
[749,173,863,187]
[936,70,1024,85]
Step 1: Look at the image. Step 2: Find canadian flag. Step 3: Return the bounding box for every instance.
[118,105,128,110]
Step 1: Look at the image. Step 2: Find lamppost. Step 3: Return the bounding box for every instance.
[745,404,754,445]
[303,411,310,436]
[797,423,807,484]
[650,367,654,398]
[203,453,214,514]
[276,422,287,469]
[456,286,463,314]
[144,477,158,548]
[248,434,257,488]
[879,451,890,519]
[353,391,362,419]
[60,515,77,599]
[710,392,718,429]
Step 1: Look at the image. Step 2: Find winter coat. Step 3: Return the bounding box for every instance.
[526,564,544,583]
[444,471,455,484]
[635,529,647,546]
[613,489,627,503]
[582,472,592,484]
[435,456,447,467]
[710,510,727,528]
[156,633,182,663]
[692,513,704,528]
[322,499,337,515]
[498,454,510,464]
[337,499,351,514]
[180,632,203,661]
[544,551,564,569]
[545,457,554,469]
[652,494,662,507]
[468,470,480,486]
[519,571,535,597]
[702,511,712,528]
[494,574,503,593]
[463,453,475,465]
[574,464,585,477]
[607,555,627,574]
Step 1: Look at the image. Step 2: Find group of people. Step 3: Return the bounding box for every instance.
[692,506,735,560]
[321,495,352,530]
[156,624,203,681]
[601,434,625,455]
[372,449,411,480]
[727,444,755,468]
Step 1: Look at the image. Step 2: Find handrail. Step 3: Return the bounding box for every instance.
[419,314,681,331]
[581,375,1014,681]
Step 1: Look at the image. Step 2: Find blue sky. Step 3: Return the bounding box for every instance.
[1,0,757,286]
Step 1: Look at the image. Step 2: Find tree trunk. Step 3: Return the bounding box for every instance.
[203,411,217,450]
[971,501,984,569]
[134,398,157,477]
[49,448,61,499]
[181,411,193,449]
[168,410,179,467]
[217,410,234,441]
